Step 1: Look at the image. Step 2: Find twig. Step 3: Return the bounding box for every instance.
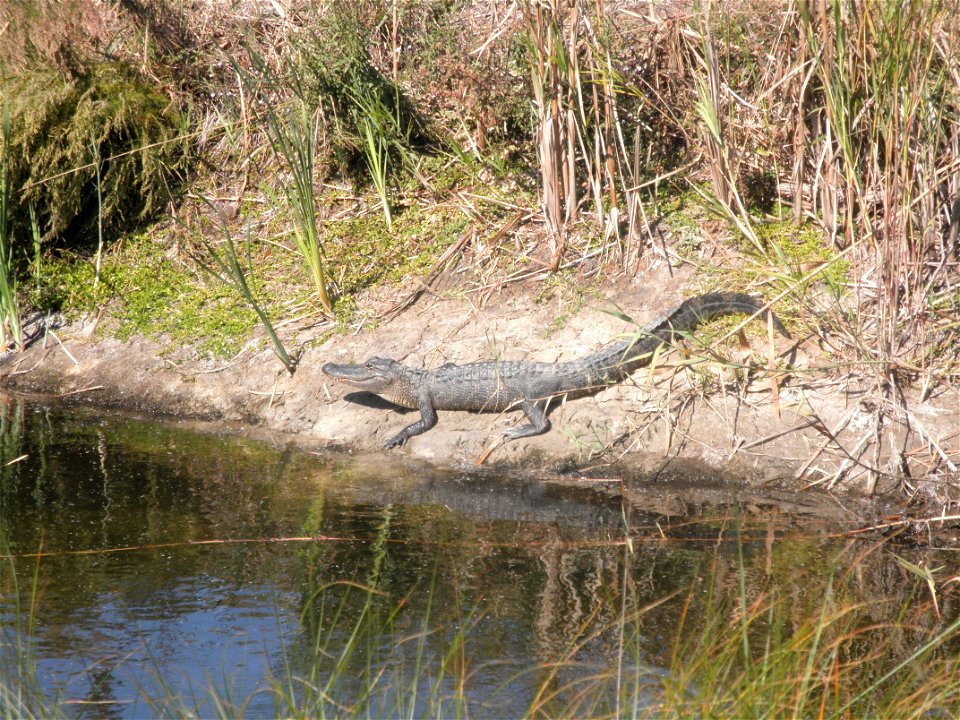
[380,230,473,321]
[476,437,505,465]
[840,514,960,538]
[47,329,79,366]
[58,385,103,397]
[738,417,822,451]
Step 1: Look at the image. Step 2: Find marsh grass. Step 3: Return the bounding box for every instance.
[240,50,333,314]
[523,527,960,719]
[519,0,642,269]
[0,540,48,719]
[793,0,959,367]
[3,520,960,719]
[654,552,960,719]
[509,0,958,392]
[0,104,23,351]
[355,94,399,232]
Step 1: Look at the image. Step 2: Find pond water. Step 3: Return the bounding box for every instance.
[0,395,957,718]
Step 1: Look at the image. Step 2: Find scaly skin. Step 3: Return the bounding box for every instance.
[322,292,789,448]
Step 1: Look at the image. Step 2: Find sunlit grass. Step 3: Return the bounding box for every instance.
[0,102,22,352]
[4,523,959,719]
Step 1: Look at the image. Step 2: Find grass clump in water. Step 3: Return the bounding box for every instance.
[652,572,960,718]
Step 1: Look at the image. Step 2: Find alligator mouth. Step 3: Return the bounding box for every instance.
[322,362,393,391]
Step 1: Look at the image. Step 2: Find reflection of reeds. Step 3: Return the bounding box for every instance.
[523,520,960,718]
[2,506,960,717]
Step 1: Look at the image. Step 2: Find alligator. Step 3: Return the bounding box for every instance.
[321,292,789,448]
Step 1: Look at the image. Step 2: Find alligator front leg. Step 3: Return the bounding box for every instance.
[503,399,551,440]
[384,397,439,448]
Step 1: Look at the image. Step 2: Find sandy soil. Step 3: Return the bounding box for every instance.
[2,268,958,503]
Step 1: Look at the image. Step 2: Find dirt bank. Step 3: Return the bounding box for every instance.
[2,272,958,502]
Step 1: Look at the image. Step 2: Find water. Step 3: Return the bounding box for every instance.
[0,395,956,718]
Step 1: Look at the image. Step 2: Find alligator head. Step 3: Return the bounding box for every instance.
[321,357,418,409]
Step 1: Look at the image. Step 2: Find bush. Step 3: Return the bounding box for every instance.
[0,62,187,250]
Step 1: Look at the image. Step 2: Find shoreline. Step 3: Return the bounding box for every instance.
[3,278,956,503]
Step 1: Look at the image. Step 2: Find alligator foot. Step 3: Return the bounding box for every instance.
[502,400,551,440]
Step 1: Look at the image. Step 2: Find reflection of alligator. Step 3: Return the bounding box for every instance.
[322,292,789,448]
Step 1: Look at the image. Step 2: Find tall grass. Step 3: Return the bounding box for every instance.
[291,3,420,232]
[655,550,960,719]
[795,0,959,367]
[240,52,334,315]
[0,539,48,719]
[352,85,408,232]
[522,0,574,270]
[521,530,960,719]
[3,522,960,718]
[512,0,958,385]
[521,0,633,268]
[690,14,767,261]
[0,103,23,352]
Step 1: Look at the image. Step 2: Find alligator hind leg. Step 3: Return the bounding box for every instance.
[503,399,551,440]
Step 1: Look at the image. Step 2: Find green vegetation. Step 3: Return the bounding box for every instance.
[0,105,22,351]
[2,7,959,717]
[37,237,264,358]
[242,51,333,313]
[656,531,960,719]
[0,62,186,249]
[324,197,472,296]
[0,0,953,457]
[3,515,959,718]
[110,255,258,359]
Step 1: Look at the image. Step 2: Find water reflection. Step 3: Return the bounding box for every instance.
[0,395,957,718]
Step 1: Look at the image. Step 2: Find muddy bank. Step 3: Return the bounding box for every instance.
[2,277,957,500]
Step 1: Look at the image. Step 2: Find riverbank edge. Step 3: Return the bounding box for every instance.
[1,278,957,503]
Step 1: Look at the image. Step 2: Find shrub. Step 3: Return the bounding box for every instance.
[0,61,187,250]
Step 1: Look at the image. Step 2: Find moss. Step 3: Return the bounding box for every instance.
[749,209,851,299]
[110,255,258,358]
[31,255,106,317]
[324,197,470,297]
[37,236,262,358]
[0,62,188,250]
